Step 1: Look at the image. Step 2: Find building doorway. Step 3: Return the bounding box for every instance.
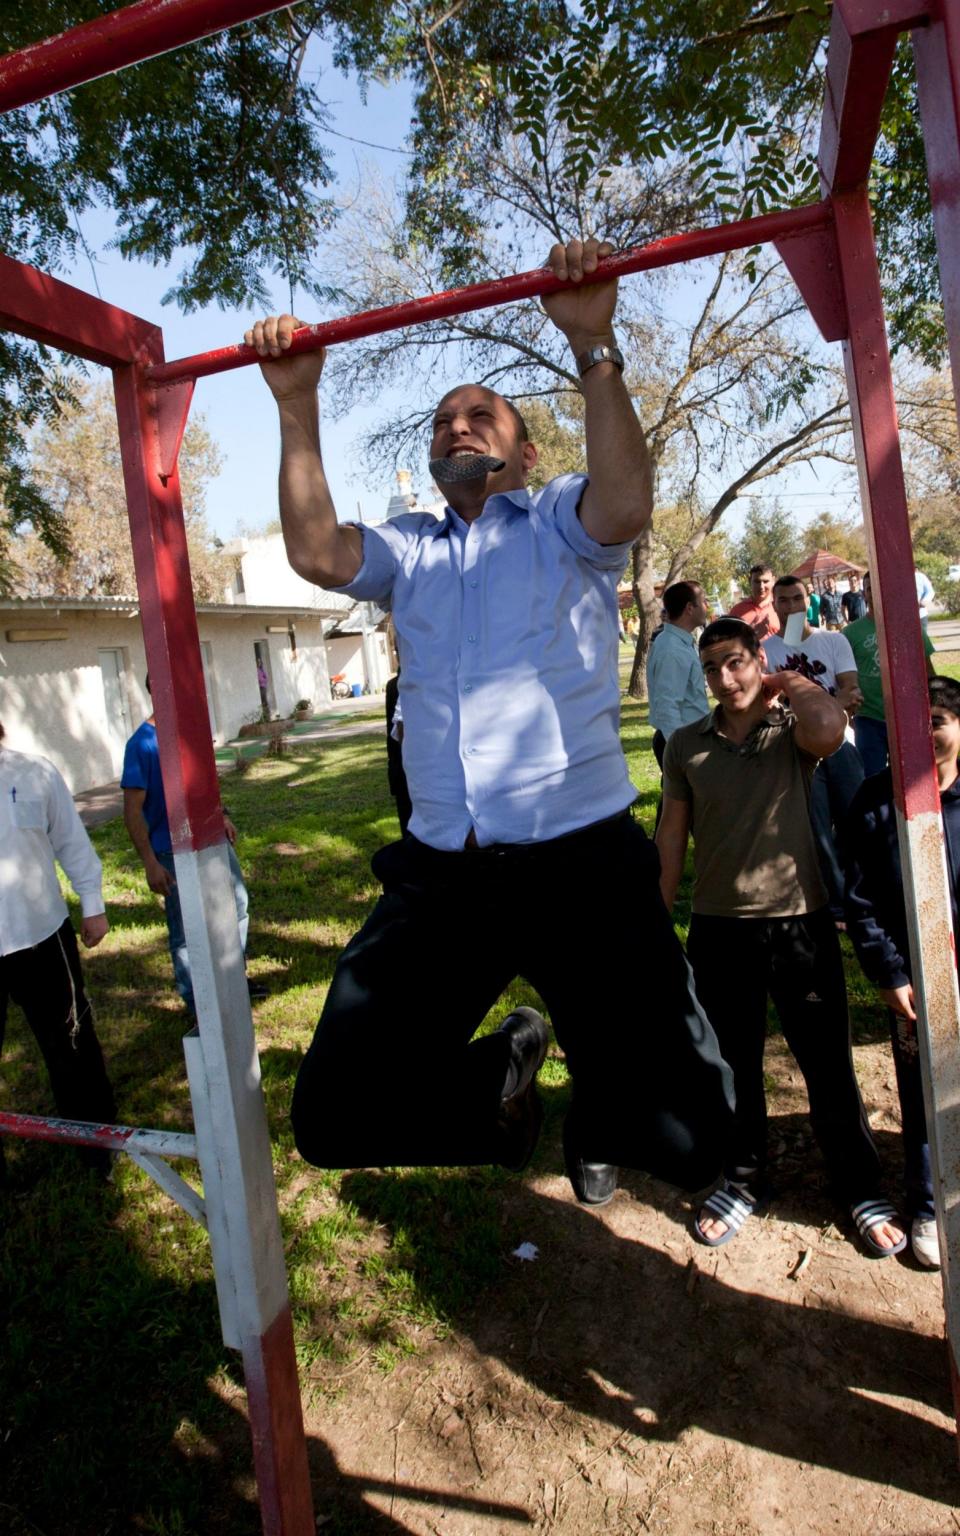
[253,640,275,716]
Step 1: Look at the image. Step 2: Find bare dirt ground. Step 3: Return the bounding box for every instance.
[295,1038,960,1536]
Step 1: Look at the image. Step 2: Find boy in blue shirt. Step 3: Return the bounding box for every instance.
[121,680,263,1015]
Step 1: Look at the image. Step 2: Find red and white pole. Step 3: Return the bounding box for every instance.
[826,165,960,1454]
[815,0,960,1439]
[113,353,314,1535]
[913,0,960,1431]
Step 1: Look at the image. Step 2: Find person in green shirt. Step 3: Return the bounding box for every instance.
[843,572,936,776]
[806,585,821,628]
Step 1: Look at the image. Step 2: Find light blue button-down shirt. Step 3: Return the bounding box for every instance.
[334,474,636,850]
[646,622,710,740]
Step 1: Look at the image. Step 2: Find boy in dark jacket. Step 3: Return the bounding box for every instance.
[844,675,960,1268]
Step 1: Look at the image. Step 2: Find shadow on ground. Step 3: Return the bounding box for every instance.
[340,1154,957,1511]
[0,1153,533,1536]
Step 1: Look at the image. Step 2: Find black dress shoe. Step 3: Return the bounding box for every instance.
[496,1006,549,1173]
[563,1120,618,1207]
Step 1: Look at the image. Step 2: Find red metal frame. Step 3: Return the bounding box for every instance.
[147,202,834,385]
[0,249,158,363]
[913,0,960,425]
[0,0,295,114]
[2,0,960,1519]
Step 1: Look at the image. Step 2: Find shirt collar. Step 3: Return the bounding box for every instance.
[700,703,787,736]
[443,486,532,532]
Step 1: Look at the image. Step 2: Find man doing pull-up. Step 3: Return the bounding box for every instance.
[247,239,733,1204]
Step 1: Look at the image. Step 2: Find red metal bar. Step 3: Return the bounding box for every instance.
[833,182,960,1445]
[112,362,224,855]
[912,0,960,1448]
[0,249,159,366]
[0,1108,195,1156]
[147,201,833,385]
[831,189,937,811]
[0,0,294,115]
[112,357,315,1534]
[819,0,930,194]
[913,0,960,431]
[244,1309,315,1536]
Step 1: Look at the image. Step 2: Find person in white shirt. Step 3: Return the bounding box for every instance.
[762,576,865,925]
[0,721,115,1178]
[915,568,934,629]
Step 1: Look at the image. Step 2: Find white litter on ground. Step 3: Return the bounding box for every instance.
[511,1241,539,1261]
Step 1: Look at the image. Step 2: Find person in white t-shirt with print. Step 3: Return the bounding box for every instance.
[763,575,865,927]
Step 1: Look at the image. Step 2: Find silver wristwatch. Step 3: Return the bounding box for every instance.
[575,342,624,377]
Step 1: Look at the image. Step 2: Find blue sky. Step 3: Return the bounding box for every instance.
[58,43,421,540]
[51,40,857,547]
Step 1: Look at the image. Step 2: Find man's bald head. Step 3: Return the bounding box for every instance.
[433,384,529,446]
[429,383,538,508]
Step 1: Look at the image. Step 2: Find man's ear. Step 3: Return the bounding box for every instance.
[521,441,539,474]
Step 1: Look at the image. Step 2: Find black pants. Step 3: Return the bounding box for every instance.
[292,814,735,1186]
[687,908,879,1202]
[652,730,667,832]
[0,919,116,1170]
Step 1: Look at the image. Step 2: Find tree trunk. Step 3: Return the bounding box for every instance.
[627,527,662,700]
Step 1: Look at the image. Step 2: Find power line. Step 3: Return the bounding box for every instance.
[323,124,412,156]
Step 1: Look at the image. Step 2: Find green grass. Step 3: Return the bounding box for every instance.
[0,678,947,1534]
[933,647,960,683]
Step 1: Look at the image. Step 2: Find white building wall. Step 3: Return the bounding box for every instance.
[0,606,332,793]
[326,632,391,693]
[0,609,144,790]
[258,624,331,718]
[224,533,354,616]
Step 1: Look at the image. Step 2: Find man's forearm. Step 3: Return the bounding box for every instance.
[124,808,158,871]
[539,238,651,544]
[276,394,362,589]
[578,362,653,544]
[655,828,687,913]
[780,673,846,755]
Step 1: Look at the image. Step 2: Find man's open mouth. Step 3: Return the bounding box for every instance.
[429,451,506,484]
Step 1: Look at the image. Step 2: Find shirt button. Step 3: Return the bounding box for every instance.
[467,633,477,643]
[470,580,478,589]
[463,683,473,693]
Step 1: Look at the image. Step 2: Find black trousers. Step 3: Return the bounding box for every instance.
[0,919,116,1169]
[652,729,667,832]
[687,908,880,1203]
[292,813,735,1186]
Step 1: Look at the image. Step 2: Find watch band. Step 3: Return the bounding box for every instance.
[575,342,624,377]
